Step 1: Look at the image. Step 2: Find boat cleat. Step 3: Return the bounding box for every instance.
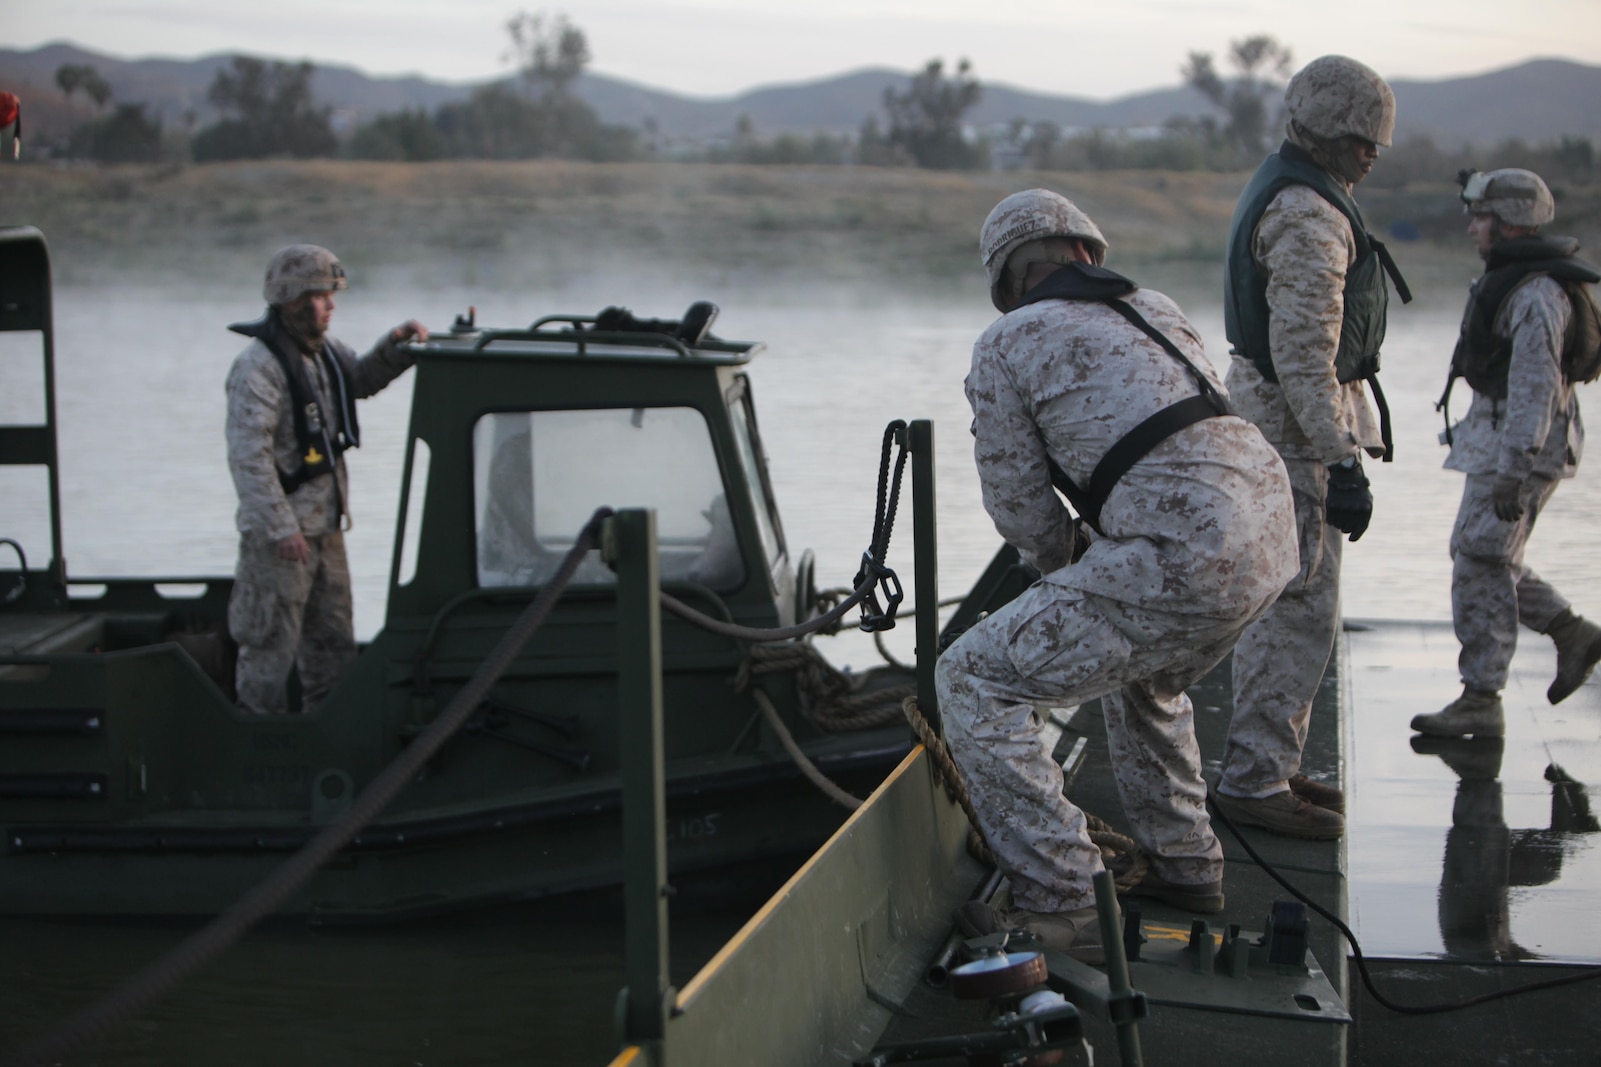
[1083,898,1351,1024]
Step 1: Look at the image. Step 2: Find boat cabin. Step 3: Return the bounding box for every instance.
[0,226,908,919]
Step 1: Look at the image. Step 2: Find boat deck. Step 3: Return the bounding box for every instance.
[1054,640,1350,1067]
[870,618,1601,1066]
[1059,618,1601,1066]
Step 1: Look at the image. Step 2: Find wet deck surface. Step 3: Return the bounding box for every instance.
[1057,618,1601,1066]
[1342,620,1601,1067]
[1343,619,1601,964]
[1039,651,1350,1067]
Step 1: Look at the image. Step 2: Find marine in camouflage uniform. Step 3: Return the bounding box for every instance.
[1216,55,1403,838]
[226,245,427,714]
[940,191,1298,955]
[1412,169,1601,738]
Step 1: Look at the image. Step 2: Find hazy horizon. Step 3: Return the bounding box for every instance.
[5,0,1601,102]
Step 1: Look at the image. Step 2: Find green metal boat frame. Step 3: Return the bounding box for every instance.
[0,225,915,920]
[600,426,1353,1067]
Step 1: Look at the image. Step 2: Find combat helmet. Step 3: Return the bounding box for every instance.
[1285,55,1395,148]
[980,189,1108,312]
[1459,168,1555,229]
[263,244,348,306]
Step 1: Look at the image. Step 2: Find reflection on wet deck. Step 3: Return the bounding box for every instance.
[1344,620,1601,964]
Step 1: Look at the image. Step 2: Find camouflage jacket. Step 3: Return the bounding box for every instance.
[1445,274,1583,481]
[1224,184,1386,465]
[226,330,415,541]
[965,288,1299,615]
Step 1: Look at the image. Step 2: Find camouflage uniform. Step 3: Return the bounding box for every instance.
[226,330,415,714]
[1445,276,1581,691]
[1220,185,1387,800]
[938,289,1299,913]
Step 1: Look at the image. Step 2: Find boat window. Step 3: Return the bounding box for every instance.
[473,407,744,590]
[728,383,785,567]
[395,436,431,587]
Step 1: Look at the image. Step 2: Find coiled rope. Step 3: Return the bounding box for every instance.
[733,642,913,733]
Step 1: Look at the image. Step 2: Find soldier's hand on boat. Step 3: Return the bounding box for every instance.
[389,320,429,344]
[1324,456,1372,541]
[1491,473,1525,522]
[275,531,311,564]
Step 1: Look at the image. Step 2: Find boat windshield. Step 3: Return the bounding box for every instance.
[472,406,745,590]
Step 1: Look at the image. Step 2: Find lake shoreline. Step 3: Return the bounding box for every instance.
[4,158,1546,298]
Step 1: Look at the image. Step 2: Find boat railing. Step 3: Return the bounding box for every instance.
[0,226,65,589]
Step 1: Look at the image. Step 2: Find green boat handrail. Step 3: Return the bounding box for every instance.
[469,326,696,358]
[528,312,596,330]
[455,321,759,360]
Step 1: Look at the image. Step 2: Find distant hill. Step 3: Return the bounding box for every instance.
[3,41,1599,149]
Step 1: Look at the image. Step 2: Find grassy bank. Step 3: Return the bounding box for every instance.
[3,160,1594,297]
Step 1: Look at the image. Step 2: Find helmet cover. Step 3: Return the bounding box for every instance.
[980,189,1108,311]
[263,244,348,306]
[1285,55,1395,147]
[1460,168,1555,228]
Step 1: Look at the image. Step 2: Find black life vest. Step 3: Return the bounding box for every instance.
[1436,236,1601,443]
[228,310,361,493]
[1016,262,1233,536]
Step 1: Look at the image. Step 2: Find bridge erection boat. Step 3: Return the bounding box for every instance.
[0,225,915,922]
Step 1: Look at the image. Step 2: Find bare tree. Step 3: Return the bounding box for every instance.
[1182,35,1293,160]
[505,11,591,103]
[882,58,985,170]
[55,63,112,109]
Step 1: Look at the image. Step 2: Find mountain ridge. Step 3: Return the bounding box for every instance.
[3,41,1597,149]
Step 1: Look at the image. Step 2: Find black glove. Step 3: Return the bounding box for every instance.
[1325,457,1372,542]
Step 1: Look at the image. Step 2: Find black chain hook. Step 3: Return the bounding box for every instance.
[854,421,909,632]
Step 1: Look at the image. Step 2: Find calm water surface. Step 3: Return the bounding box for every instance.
[2,273,1598,1062]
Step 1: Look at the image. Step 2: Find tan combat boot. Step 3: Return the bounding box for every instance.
[1410,688,1505,738]
[1211,789,1344,839]
[1546,612,1601,705]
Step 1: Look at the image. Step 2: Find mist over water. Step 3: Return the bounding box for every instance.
[4,272,1598,664]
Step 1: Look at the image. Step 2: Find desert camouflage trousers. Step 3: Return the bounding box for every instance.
[229,531,357,715]
[936,581,1272,914]
[1222,457,1339,799]
[1450,472,1568,692]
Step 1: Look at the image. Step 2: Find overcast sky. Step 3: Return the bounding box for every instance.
[6,0,1600,99]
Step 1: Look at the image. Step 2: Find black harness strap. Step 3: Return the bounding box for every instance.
[1367,373,1394,461]
[1372,237,1414,305]
[1022,269,1233,535]
[229,310,361,494]
[1101,297,1232,414]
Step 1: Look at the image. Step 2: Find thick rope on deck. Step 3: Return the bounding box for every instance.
[749,688,862,810]
[733,642,912,733]
[901,695,1149,889]
[730,642,914,812]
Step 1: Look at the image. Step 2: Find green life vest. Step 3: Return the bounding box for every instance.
[1223,142,1411,387]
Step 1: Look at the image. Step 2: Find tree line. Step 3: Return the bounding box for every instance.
[29,24,1601,189]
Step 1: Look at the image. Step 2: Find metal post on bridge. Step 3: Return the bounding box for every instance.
[609,508,673,1064]
[909,419,940,731]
